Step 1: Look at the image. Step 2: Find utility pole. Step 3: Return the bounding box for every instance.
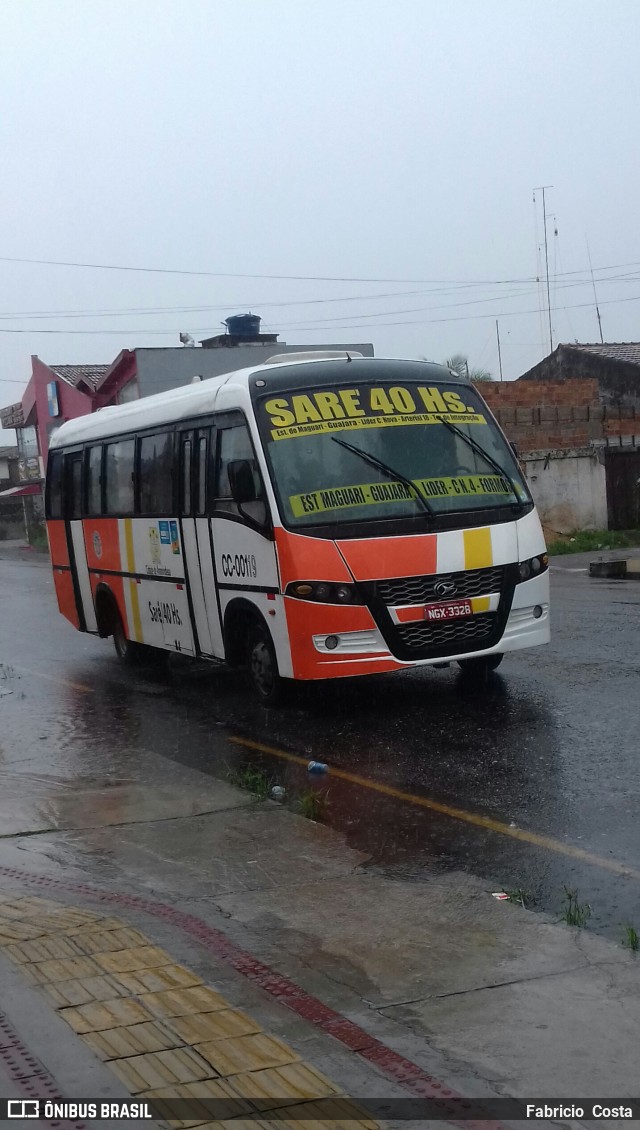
[495,319,503,382]
[586,236,604,344]
[535,185,554,353]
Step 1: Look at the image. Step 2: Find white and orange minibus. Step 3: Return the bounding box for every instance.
[45,353,549,703]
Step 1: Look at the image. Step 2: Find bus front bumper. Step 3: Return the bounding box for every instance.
[289,571,550,678]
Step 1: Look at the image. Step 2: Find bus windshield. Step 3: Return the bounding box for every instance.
[256,379,530,528]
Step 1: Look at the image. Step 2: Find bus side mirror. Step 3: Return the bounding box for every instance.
[510,441,519,458]
[228,459,257,504]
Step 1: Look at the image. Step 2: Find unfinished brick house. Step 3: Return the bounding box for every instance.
[478,344,640,534]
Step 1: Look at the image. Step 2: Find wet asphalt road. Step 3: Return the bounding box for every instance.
[1,543,639,942]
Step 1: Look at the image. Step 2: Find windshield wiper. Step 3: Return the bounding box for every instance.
[436,416,527,510]
[330,435,435,522]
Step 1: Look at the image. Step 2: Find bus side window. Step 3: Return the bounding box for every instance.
[196,430,209,516]
[181,437,192,516]
[104,439,135,515]
[46,452,63,519]
[85,446,103,515]
[138,432,173,516]
[215,424,264,516]
[68,455,83,521]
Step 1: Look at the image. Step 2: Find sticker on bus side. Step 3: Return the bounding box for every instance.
[261,385,486,441]
[149,526,161,566]
[169,520,180,554]
[289,474,515,518]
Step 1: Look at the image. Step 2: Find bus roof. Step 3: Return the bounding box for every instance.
[48,355,460,448]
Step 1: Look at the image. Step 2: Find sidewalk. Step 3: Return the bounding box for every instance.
[0,890,414,1129]
[0,782,638,1123]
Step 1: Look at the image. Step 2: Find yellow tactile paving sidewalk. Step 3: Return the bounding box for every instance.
[0,891,379,1129]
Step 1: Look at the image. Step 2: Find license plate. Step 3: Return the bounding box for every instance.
[424,599,473,621]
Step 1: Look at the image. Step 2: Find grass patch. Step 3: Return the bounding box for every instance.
[561,886,591,927]
[298,789,329,822]
[623,925,639,953]
[505,887,532,908]
[27,526,49,550]
[226,764,272,800]
[547,529,640,555]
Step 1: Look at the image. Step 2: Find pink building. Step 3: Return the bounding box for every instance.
[0,356,134,530]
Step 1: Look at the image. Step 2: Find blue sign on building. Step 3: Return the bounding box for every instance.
[47,382,60,418]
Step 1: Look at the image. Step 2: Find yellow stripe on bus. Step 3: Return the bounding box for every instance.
[470,596,490,613]
[124,519,142,643]
[463,527,492,570]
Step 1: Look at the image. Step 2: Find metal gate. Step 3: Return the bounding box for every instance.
[605,448,640,529]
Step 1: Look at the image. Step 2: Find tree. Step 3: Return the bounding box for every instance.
[443,354,493,382]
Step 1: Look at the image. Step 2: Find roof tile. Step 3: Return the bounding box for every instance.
[564,343,640,367]
[50,364,110,390]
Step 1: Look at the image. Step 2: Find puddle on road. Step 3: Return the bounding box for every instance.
[0,767,241,839]
[2,641,638,943]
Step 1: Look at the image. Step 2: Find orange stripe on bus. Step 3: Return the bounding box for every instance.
[84,518,122,573]
[46,521,69,567]
[283,599,383,679]
[394,606,424,623]
[53,570,80,629]
[275,528,351,587]
[337,533,437,581]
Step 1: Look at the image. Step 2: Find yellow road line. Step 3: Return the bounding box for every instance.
[230,736,640,882]
[8,665,637,883]
[12,665,94,694]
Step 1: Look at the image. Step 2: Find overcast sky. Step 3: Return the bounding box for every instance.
[1,0,639,430]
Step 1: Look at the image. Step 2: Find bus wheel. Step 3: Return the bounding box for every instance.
[457,653,504,676]
[112,610,146,666]
[247,625,288,706]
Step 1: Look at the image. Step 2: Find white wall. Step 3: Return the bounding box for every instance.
[524,449,608,534]
[135,342,374,399]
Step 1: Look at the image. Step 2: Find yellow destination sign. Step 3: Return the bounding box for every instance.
[289,474,514,518]
[262,385,487,441]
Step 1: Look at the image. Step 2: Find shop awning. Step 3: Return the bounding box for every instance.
[0,484,42,498]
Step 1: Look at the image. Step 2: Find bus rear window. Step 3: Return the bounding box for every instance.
[46,451,63,519]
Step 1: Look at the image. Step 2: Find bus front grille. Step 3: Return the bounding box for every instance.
[376,565,505,607]
[395,613,496,652]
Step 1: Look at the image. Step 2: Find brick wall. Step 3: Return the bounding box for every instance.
[479,379,599,408]
[476,380,639,451]
[518,345,640,409]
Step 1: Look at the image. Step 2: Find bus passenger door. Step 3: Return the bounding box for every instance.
[179,429,224,657]
[210,420,282,663]
[64,450,97,632]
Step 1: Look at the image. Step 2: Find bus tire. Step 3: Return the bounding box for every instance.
[112,608,147,666]
[247,624,288,707]
[457,653,504,676]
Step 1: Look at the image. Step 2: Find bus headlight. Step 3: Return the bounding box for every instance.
[287,581,362,604]
[335,585,353,603]
[517,554,549,582]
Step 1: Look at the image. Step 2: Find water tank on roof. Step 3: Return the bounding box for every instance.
[225,313,261,338]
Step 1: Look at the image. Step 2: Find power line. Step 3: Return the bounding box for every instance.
[1,268,639,326]
[0,254,535,285]
[0,287,434,320]
[3,252,640,286]
[2,288,640,337]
